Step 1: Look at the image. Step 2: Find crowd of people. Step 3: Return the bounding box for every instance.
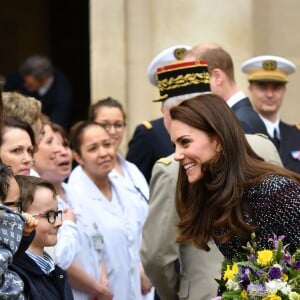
[0,43,299,300]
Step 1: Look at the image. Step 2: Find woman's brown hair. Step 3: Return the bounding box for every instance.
[69,120,106,155]
[170,94,300,251]
[88,97,126,123]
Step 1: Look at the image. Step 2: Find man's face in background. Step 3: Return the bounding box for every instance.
[23,75,45,92]
[249,81,286,119]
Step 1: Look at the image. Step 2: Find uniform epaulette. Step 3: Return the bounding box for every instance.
[156,157,172,165]
[255,133,269,139]
[295,123,300,130]
[141,121,152,129]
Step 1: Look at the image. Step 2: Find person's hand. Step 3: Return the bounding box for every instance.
[140,269,153,295]
[89,283,113,300]
[98,282,113,300]
[62,208,76,222]
[22,212,38,235]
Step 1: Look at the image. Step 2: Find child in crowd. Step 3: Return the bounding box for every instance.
[12,175,74,300]
[0,163,37,299]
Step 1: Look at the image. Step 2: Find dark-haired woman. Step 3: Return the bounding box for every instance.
[170,93,300,261]
[89,97,149,204]
[67,121,152,300]
[0,116,36,175]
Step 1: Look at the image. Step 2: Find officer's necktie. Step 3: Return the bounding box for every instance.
[273,128,280,149]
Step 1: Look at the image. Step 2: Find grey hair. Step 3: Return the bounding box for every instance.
[20,55,54,80]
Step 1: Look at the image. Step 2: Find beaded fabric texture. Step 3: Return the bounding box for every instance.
[217,174,300,261]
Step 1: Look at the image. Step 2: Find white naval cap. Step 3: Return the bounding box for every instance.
[147,45,192,86]
[241,55,296,83]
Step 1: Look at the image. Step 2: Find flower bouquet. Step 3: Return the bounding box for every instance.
[214,234,300,300]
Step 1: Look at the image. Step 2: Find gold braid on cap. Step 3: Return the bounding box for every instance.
[158,72,210,92]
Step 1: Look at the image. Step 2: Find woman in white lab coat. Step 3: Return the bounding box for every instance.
[88,97,149,204]
[32,120,112,300]
[68,121,152,300]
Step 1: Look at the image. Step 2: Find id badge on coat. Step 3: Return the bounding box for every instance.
[92,222,104,252]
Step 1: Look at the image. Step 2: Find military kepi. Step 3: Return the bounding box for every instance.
[153,60,210,102]
[241,55,296,83]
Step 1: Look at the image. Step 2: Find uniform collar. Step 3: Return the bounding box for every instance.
[259,114,280,138]
[226,91,246,108]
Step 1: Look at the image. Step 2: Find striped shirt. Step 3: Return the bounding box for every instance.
[26,250,55,275]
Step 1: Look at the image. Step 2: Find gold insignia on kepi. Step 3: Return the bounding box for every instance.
[263,60,277,71]
[153,60,211,102]
[174,48,187,60]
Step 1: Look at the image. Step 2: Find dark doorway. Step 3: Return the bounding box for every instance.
[0,0,90,129]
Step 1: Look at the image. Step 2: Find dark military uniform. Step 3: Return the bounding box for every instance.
[231,97,268,134]
[254,120,300,174]
[126,117,174,182]
[277,122,300,173]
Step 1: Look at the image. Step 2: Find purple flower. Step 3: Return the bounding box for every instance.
[268,234,285,248]
[238,267,250,289]
[295,260,300,269]
[268,267,281,279]
[248,254,256,263]
[282,253,292,265]
[247,283,265,297]
[255,269,265,278]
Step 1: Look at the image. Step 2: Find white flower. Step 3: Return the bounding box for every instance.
[225,279,240,291]
[289,292,300,300]
[265,279,291,295]
[273,263,282,270]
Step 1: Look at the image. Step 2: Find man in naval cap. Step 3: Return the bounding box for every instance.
[241,55,300,173]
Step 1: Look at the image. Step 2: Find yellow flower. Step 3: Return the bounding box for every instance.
[262,295,281,300]
[241,289,248,299]
[282,273,288,281]
[223,263,238,281]
[257,250,273,266]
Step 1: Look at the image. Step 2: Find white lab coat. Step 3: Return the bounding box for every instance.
[55,183,81,270]
[110,154,149,203]
[110,156,154,299]
[65,176,104,300]
[68,166,149,300]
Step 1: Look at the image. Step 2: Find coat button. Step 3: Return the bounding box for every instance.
[59,275,64,279]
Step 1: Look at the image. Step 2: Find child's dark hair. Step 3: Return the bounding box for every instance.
[15,175,57,212]
[0,163,14,202]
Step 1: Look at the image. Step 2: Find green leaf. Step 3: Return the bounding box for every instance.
[276,240,283,262]
[222,290,243,300]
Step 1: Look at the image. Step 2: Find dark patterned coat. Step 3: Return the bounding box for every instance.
[217,174,300,261]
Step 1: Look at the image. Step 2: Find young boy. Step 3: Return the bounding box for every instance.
[0,163,37,299]
[12,175,74,300]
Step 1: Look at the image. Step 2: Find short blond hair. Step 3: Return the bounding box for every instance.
[2,92,41,128]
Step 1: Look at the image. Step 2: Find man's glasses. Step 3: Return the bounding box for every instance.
[32,210,62,224]
[4,200,23,213]
[98,122,125,131]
